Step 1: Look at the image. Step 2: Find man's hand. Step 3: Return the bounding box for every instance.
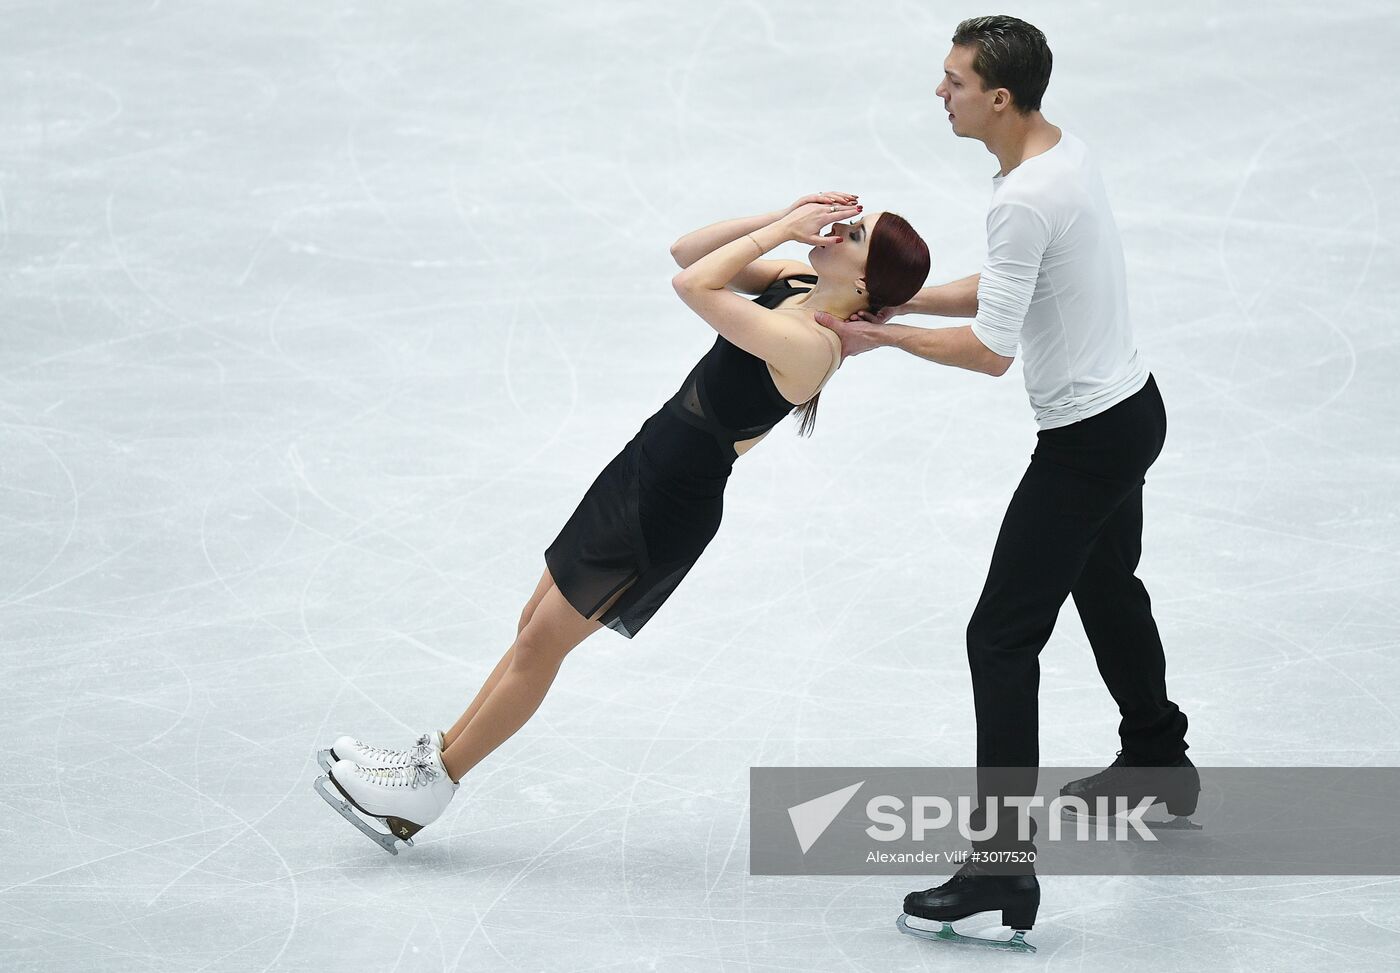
[846,305,900,326]
[813,310,893,359]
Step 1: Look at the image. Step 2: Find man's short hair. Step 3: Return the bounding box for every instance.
[951,15,1053,114]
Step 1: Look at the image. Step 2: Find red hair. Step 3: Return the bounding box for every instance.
[864,212,931,313]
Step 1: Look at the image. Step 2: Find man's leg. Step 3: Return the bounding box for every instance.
[1071,484,1189,763]
[966,455,1140,850]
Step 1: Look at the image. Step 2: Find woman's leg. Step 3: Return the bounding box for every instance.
[439,579,631,781]
[441,566,555,749]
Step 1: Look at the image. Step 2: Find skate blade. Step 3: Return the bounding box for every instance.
[313,774,402,855]
[896,913,1035,953]
[1059,806,1203,832]
[316,749,334,774]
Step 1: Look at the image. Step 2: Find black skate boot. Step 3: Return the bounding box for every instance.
[897,857,1040,953]
[1060,751,1201,829]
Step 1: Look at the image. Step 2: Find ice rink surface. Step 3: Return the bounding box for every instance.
[3,0,1398,969]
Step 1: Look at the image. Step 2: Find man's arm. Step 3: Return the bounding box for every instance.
[817,198,1051,376]
[902,273,980,318]
[883,272,1008,375]
[812,310,1012,376]
[875,322,1013,376]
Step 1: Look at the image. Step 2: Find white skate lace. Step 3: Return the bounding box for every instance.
[352,733,436,767]
[352,741,404,765]
[355,758,440,789]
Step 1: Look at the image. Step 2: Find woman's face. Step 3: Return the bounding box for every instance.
[809,211,882,289]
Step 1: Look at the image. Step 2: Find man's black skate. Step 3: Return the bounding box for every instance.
[1060,752,1201,830]
[897,858,1039,953]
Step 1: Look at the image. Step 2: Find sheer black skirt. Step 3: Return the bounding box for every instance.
[544,407,732,638]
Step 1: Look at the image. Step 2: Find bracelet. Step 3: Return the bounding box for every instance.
[746,232,763,254]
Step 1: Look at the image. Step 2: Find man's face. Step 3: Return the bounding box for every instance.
[934,44,992,139]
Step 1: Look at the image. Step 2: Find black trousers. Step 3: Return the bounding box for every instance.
[968,374,1189,850]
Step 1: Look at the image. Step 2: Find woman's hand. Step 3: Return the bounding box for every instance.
[780,201,862,246]
[784,191,859,217]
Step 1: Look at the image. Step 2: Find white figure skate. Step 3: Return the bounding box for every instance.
[316,730,444,773]
[314,747,457,855]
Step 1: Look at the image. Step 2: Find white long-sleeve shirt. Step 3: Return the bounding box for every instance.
[970,130,1148,430]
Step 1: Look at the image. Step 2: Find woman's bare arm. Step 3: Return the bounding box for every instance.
[669,193,856,293]
[669,211,786,269]
[672,203,856,294]
[670,203,858,379]
[668,193,857,269]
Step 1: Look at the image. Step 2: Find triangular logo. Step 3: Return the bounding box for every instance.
[787,781,864,854]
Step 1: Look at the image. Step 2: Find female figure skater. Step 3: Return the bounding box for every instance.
[314,193,931,853]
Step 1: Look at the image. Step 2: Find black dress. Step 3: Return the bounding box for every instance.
[545,274,821,637]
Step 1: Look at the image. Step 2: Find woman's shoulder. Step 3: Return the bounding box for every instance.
[756,271,817,300]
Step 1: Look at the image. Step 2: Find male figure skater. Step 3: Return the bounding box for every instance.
[816,16,1197,951]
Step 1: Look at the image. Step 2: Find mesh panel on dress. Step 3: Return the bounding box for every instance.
[681,378,705,419]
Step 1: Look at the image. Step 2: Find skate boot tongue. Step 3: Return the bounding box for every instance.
[956,854,1029,879]
[1084,750,1129,785]
[951,857,990,880]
